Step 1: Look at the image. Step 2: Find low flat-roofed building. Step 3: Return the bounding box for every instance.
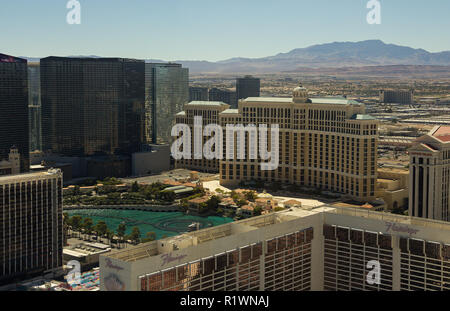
[379,136,415,148]
[255,198,278,211]
[218,197,238,213]
[132,144,170,176]
[187,196,210,214]
[100,205,450,291]
[63,242,111,270]
[162,185,194,197]
[237,205,254,218]
[376,168,409,211]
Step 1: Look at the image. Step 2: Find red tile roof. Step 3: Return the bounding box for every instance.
[234,189,249,193]
[163,179,182,186]
[361,203,374,209]
[183,182,198,188]
[241,205,254,211]
[432,126,450,142]
[433,126,450,137]
[188,196,209,204]
[437,135,450,142]
[221,197,235,204]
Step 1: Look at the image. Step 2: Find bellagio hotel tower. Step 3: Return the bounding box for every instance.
[176,85,378,202]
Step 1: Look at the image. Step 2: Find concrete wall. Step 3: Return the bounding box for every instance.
[132,145,170,176]
[377,168,409,210]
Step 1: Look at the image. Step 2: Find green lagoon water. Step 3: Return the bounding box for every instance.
[67,209,233,239]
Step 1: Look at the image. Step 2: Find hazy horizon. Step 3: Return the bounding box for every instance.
[1,0,450,61]
[13,39,450,63]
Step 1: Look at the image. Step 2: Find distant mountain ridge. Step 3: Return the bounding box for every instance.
[19,40,450,73]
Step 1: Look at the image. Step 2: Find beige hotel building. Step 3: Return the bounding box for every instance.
[0,169,64,285]
[175,101,230,173]
[100,205,450,291]
[175,86,378,202]
[409,126,450,221]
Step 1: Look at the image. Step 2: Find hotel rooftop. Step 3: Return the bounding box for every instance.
[0,168,62,184]
[101,204,450,291]
[105,205,450,263]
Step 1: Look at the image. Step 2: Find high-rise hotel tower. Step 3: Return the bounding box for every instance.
[236,75,260,103]
[28,62,41,152]
[175,101,230,172]
[175,86,378,202]
[145,63,189,144]
[0,54,29,173]
[0,169,63,285]
[41,57,146,157]
[221,86,378,202]
[409,126,450,221]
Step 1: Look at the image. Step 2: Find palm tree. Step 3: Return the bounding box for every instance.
[95,221,108,243]
[130,227,141,245]
[63,212,70,244]
[63,212,70,235]
[106,229,114,246]
[117,223,126,249]
[131,181,140,193]
[73,185,81,196]
[83,218,94,241]
[71,215,82,238]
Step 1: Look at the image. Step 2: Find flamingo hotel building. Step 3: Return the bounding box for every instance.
[100,205,450,291]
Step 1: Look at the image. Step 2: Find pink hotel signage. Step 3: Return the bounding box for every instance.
[385,222,419,236]
[160,253,188,267]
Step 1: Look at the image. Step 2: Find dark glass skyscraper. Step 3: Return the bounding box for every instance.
[208,88,236,108]
[28,62,41,152]
[145,63,189,144]
[236,75,260,103]
[0,170,63,285]
[41,57,145,157]
[0,53,29,173]
[189,86,209,102]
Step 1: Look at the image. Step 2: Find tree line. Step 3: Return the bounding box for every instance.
[63,212,159,247]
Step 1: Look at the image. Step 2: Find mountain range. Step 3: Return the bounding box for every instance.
[21,40,450,74]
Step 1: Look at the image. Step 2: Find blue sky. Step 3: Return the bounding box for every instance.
[1,0,449,61]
